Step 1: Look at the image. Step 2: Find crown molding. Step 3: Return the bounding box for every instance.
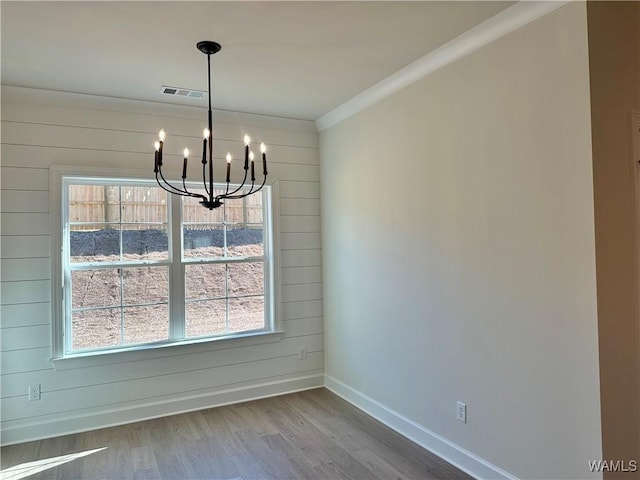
[316,1,569,132]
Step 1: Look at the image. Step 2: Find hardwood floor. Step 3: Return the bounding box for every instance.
[1,388,472,479]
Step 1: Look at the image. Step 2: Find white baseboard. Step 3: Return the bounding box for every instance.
[1,374,324,446]
[324,374,518,480]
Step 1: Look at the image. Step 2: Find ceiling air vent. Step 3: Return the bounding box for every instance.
[161,85,206,99]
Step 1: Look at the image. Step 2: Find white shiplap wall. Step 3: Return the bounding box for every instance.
[0,86,323,445]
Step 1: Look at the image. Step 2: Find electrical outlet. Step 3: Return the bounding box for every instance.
[457,401,467,423]
[298,346,307,360]
[28,384,41,401]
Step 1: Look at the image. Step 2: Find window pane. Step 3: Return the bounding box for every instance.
[122,225,169,261]
[70,225,121,263]
[183,189,224,260]
[227,225,263,258]
[72,308,121,351]
[185,299,226,337]
[183,225,224,259]
[245,194,263,224]
[69,185,168,264]
[224,196,245,224]
[228,297,264,332]
[122,266,169,305]
[69,185,120,223]
[228,262,264,297]
[185,264,226,300]
[72,269,121,309]
[121,186,167,223]
[123,304,169,344]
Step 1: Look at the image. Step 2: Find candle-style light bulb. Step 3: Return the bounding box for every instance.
[182,150,189,178]
[261,142,268,176]
[250,151,255,182]
[225,152,232,183]
[243,135,250,170]
[157,133,164,166]
[226,152,232,163]
[201,130,208,165]
[154,141,160,172]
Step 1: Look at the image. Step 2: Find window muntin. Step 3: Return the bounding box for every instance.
[61,177,273,356]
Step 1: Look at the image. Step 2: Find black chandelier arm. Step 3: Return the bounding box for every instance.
[156,172,190,197]
[253,175,268,194]
[181,177,209,203]
[219,167,250,200]
[156,170,207,202]
[219,182,256,200]
[217,175,267,201]
[158,167,190,195]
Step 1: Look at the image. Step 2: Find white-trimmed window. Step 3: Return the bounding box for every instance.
[54,173,278,358]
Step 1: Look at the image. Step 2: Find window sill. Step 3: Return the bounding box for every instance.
[50,330,285,371]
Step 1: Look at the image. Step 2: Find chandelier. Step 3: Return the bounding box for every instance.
[153,41,268,210]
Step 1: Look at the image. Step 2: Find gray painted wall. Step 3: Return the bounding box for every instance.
[320,4,602,478]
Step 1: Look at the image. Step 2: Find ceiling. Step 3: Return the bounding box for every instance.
[1,1,512,121]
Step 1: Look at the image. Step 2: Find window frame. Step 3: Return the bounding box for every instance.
[50,166,282,362]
